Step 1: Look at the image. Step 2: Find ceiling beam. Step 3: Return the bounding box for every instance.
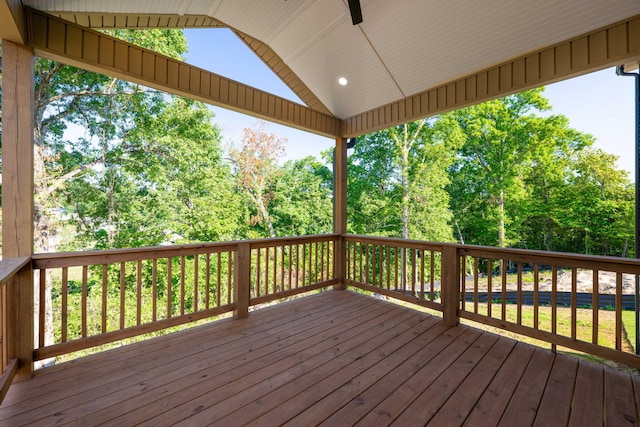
[233,30,334,116]
[52,12,225,29]
[0,0,26,44]
[40,11,333,115]
[343,14,640,138]
[25,8,341,138]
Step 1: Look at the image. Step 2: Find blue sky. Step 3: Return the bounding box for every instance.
[185,28,637,178]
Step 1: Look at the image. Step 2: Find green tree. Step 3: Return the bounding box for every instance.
[230,122,286,238]
[348,119,459,241]
[562,149,634,256]
[64,98,243,249]
[448,89,591,247]
[0,29,188,253]
[0,29,190,353]
[271,156,333,236]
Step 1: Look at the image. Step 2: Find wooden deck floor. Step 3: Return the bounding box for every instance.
[1,290,639,426]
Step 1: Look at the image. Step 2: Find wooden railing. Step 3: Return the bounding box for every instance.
[0,256,31,403]
[30,234,339,362]
[344,235,640,368]
[0,232,638,404]
[249,235,338,307]
[343,235,445,312]
[32,243,238,361]
[457,244,640,368]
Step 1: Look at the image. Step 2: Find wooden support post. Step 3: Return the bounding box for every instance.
[333,137,348,290]
[441,245,460,326]
[1,41,35,380]
[234,242,251,319]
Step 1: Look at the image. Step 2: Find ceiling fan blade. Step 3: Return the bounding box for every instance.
[348,0,363,25]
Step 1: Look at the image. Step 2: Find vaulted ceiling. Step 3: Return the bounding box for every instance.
[3,0,640,137]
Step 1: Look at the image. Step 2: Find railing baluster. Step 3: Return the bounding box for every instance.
[120,262,126,330]
[320,242,325,283]
[460,256,466,310]
[256,248,261,298]
[302,244,307,287]
[136,261,142,326]
[551,265,558,353]
[533,264,539,330]
[227,251,233,305]
[616,272,623,351]
[430,251,435,301]
[167,258,172,319]
[420,249,425,299]
[152,259,158,321]
[205,254,211,310]
[216,252,222,307]
[61,267,68,343]
[386,246,391,291]
[401,247,407,293]
[411,248,417,296]
[280,245,285,292]
[39,269,46,348]
[272,246,277,294]
[592,269,599,345]
[487,258,493,318]
[571,267,577,340]
[180,256,186,316]
[289,244,293,289]
[82,265,88,337]
[102,264,108,333]
[473,257,479,314]
[517,262,522,325]
[1,282,6,368]
[193,256,199,313]
[295,244,300,288]
[502,261,507,321]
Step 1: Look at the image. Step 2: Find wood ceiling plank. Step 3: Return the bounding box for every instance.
[25,9,340,138]
[342,13,640,137]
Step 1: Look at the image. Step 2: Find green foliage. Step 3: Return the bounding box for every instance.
[271,157,333,236]
[347,120,460,241]
[346,88,633,257]
[447,89,592,248]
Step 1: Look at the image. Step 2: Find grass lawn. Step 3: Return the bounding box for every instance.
[622,310,636,353]
[387,291,639,371]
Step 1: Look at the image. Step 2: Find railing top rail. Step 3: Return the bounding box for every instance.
[0,257,31,287]
[453,243,640,273]
[343,234,445,251]
[31,234,341,268]
[249,234,339,249]
[32,242,240,268]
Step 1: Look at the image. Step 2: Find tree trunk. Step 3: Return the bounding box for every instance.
[34,115,55,366]
[257,195,276,238]
[400,136,410,240]
[497,188,506,248]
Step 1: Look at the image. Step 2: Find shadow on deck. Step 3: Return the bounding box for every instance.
[1,290,638,426]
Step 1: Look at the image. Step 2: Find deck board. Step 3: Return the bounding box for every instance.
[1,289,638,426]
[569,360,604,427]
[533,354,578,426]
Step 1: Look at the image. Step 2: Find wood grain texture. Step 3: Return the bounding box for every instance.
[1,290,639,425]
[26,9,341,138]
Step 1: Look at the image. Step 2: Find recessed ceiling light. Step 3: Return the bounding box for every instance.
[338,77,348,86]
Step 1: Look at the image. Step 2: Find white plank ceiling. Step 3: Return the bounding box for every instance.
[18,0,640,119]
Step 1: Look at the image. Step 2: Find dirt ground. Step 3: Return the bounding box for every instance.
[464,269,637,295]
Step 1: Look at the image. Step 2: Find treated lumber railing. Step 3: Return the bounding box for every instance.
[456,244,640,368]
[248,234,338,308]
[1,233,638,403]
[30,234,339,362]
[344,235,640,368]
[343,235,445,313]
[0,256,31,403]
